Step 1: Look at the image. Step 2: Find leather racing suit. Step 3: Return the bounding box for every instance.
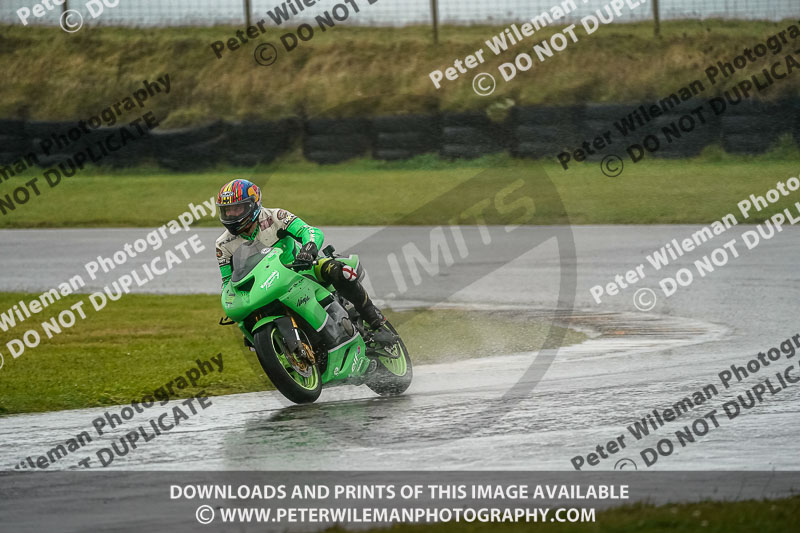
[215,207,383,327]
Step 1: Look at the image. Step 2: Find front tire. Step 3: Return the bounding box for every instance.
[254,324,321,404]
[365,321,413,396]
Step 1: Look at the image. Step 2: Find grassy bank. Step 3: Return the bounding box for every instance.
[0,20,798,124]
[0,293,585,415]
[343,496,800,533]
[1,146,799,228]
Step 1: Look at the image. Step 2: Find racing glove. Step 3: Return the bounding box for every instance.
[296,242,318,263]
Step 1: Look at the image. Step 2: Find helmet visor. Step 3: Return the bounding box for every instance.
[219,198,255,223]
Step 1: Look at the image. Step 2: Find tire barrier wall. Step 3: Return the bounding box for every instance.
[719,100,792,155]
[0,99,797,170]
[373,114,441,161]
[0,119,301,172]
[573,102,724,160]
[303,117,371,164]
[440,112,509,159]
[510,105,584,160]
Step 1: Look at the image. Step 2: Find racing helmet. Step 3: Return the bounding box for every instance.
[216,179,262,235]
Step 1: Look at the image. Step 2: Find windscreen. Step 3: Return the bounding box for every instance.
[230,241,273,283]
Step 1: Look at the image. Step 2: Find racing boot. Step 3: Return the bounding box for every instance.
[360,302,386,329]
[336,281,387,332]
[363,305,398,348]
[359,301,400,348]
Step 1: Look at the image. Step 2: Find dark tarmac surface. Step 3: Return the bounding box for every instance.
[0,226,798,472]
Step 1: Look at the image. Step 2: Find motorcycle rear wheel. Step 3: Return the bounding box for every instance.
[365,321,413,396]
[254,324,321,404]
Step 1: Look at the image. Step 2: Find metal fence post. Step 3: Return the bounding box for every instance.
[652,0,661,36]
[244,0,252,27]
[430,0,439,45]
[63,1,68,13]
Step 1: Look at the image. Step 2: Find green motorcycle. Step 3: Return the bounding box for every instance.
[221,240,412,404]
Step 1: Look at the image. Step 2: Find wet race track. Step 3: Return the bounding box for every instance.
[0,225,798,472]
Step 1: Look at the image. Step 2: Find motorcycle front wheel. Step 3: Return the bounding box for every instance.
[254,324,321,404]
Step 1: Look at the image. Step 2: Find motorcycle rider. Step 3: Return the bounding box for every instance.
[214,178,387,331]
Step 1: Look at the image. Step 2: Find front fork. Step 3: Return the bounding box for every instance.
[274,315,315,365]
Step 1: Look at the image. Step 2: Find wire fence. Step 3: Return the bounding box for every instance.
[1,0,798,29]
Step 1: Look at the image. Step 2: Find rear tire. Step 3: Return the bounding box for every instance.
[365,321,413,396]
[254,325,321,404]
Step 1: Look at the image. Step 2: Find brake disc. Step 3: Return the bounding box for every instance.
[287,342,315,378]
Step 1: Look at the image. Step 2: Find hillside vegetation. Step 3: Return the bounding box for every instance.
[0,21,798,126]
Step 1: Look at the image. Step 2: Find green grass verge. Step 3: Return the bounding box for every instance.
[334,496,800,533]
[0,293,585,415]
[0,21,797,124]
[1,144,799,228]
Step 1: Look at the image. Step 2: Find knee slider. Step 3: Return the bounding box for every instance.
[322,259,362,284]
[321,259,344,283]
